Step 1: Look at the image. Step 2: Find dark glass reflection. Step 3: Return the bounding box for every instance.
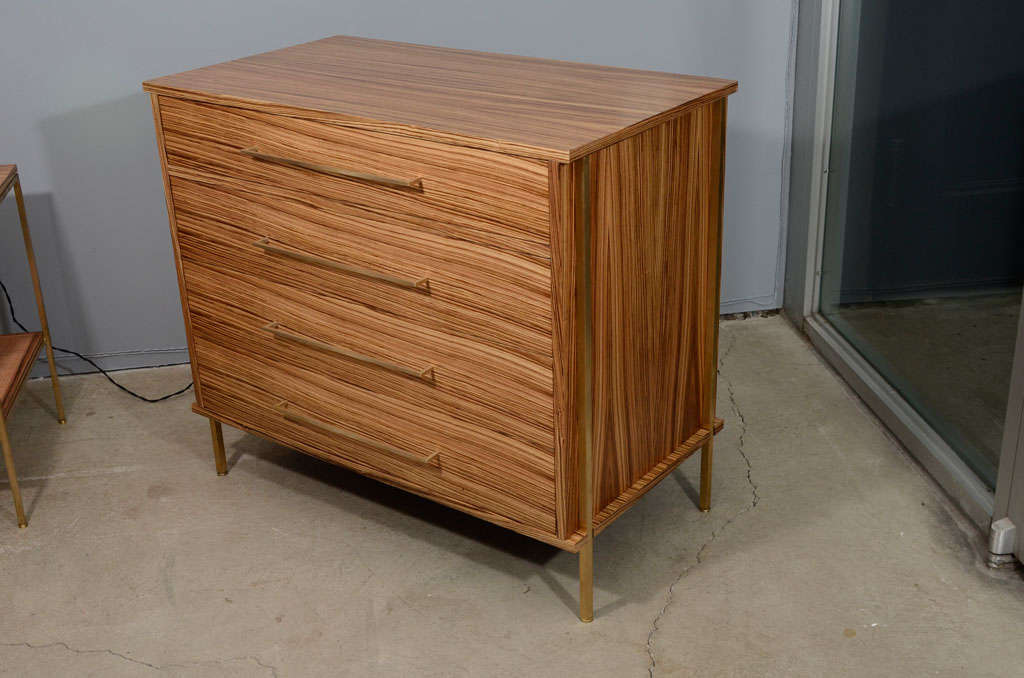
[820,1,1024,488]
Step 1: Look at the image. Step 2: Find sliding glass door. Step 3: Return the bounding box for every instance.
[815,1,1024,497]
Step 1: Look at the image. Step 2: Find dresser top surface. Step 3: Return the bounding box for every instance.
[143,35,736,161]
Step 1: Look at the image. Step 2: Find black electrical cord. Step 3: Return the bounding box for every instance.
[1,278,193,403]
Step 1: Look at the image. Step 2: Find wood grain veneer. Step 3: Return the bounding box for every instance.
[0,165,16,201]
[194,333,557,533]
[550,100,728,538]
[144,35,737,162]
[169,183,552,368]
[168,176,554,358]
[182,259,554,452]
[146,38,734,607]
[151,96,206,405]
[158,97,552,258]
[0,333,43,419]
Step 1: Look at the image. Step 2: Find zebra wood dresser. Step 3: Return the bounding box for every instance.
[144,36,735,621]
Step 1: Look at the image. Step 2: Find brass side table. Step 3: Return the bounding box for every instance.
[0,164,65,528]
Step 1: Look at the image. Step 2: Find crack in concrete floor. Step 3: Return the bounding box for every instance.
[0,641,279,676]
[6,318,1018,675]
[646,331,759,677]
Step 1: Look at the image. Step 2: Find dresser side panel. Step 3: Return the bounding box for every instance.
[149,94,204,406]
[586,102,725,512]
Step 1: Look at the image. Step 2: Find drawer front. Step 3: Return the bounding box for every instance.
[183,258,554,454]
[193,333,557,535]
[158,96,551,261]
[170,176,553,365]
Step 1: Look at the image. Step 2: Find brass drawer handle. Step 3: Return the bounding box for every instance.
[261,322,435,381]
[276,401,439,466]
[239,146,424,191]
[252,237,431,292]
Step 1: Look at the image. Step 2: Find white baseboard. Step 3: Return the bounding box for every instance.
[719,294,780,314]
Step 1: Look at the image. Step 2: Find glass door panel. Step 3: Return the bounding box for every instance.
[819,0,1024,488]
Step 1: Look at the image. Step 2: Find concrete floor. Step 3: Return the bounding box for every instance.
[1,315,1022,677]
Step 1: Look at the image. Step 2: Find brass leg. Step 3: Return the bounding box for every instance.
[209,418,228,475]
[0,415,27,528]
[699,437,714,512]
[579,538,594,622]
[699,98,726,515]
[574,157,595,622]
[41,341,64,425]
[14,178,65,424]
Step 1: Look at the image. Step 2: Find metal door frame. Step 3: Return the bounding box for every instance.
[785,0,1014,531]
[991,288,1024,559]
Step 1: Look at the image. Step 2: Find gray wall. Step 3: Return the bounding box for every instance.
[0,1,796,374]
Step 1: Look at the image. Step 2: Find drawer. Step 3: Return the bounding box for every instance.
[157,96,551,261]
[192,334,557,535]
[183,259,555,454]
[169,176,553,363]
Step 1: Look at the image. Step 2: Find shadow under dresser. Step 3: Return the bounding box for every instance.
[143,35,736,621]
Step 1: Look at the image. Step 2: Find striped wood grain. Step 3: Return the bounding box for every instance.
[552,101,727,537]
[549,161,579,538]
[158,97,551,260]
[193,334,557,534]
[150,95,206,406]
[168,176,553,360]
[169,169,561,539]
[567,418,724,546]
[146,42,732,549]
[143,35,738,162]
[191,399,571,550]
[0,333,43,419]
[181,257,554,454]
[0,165,16,201]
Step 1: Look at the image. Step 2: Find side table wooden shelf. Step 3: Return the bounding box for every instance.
[0,164,65,528]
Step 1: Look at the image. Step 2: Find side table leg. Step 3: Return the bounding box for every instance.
[0,415,27,528]
[15,177,65,424]
[41,340,65,425]
[209,418,228,476]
